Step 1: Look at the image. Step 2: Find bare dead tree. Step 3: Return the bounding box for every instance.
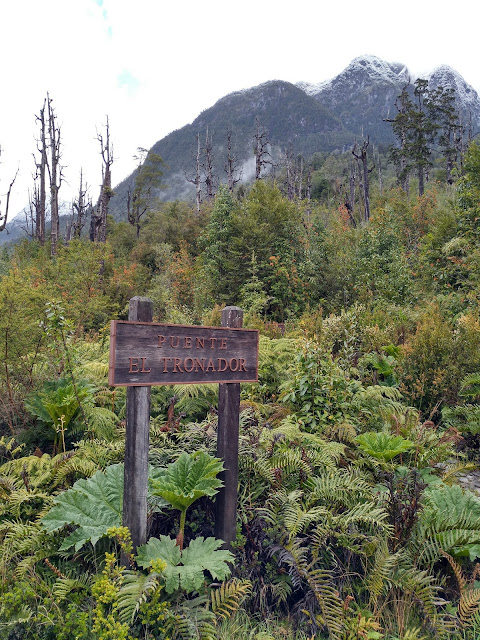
[295,155,304,199]
[283,147,295,200]
[305,163,312,203]
[21,191,36,238]
[352,136,374,224]
[185,133,202,213]
[342,187,357,228]
[202,127,216,201]
[127,147,164,238]
[69,170,91,240]
[33,99,47,244]
[0,146,19,233]
[90,117,113,242]
[46,94,62,256]
[373,144,383,195]
[348,160,356,216]
[253,118,274,180]
[224,127,242,192]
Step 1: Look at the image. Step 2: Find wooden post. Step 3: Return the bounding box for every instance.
[123,296,153,553]
[215,306,243,548]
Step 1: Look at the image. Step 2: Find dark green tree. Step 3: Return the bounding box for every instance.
[389,80,463,195]
[200,184,239,301]
[200,181,308,319]
[427,85,463,184]
[388,80,438,196]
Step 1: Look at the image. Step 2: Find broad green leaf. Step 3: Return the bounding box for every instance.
[149,451,223,512]
[136,534,181,570]
[136,535,233,594]
[355,432,413,462]
[41,463,124,550]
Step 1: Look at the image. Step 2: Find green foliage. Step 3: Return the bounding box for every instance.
[355,432,414,463]
[200,182,317,320]
[280,340,360,430]
[150,451,223,514]
[41,463,124,550]
[412,485,480,565]
[7,145,480,639]
[91,552,131,640]
[136,535,234,593]
[150,451,223,547]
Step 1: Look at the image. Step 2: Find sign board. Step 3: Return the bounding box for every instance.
[109,320,259,387]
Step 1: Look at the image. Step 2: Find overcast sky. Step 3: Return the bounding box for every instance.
[1,0,479,218]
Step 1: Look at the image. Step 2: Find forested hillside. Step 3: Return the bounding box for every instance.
[108,55,480,213]
[2,64,480,640]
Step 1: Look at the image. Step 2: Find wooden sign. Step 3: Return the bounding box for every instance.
[109,320,258,387]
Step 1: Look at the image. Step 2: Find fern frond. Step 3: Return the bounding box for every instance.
[394,564,439,621]
[268,449,311,476]
[323,422,357,444]
[209,579,251,619]
[306,469,372,509]
[442,461,477,485]
[442,551,480,627]
[117,570,160,623]
[76,360,110,383]
[52,575,91,601]
[304,566,344,638]
[240,454,276,485]
[52,454,99,487]
[366,539,401,605]
[272,537,344,639]
[82,405,118,440]
[331,501,390,538]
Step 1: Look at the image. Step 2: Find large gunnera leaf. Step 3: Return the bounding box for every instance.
[136,535,233,593]
[149,451,223,512]
[41,463,123,551]
[355,432,413,462]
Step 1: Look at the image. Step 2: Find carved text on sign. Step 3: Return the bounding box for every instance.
[109,321,258,386]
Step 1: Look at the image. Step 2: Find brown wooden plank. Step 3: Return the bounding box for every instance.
[109,321,258,386]
[122,297,153,555]
[215,306,243,549]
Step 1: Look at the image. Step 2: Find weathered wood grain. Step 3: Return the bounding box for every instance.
[109,321,258,386]
[122,297,152,554]
[215,306,242,549]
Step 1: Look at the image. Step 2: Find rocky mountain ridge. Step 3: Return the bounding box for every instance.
[3,55,479,241]
[107,55,480,216]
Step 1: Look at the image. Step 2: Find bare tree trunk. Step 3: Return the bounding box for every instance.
[34,99,47,245]
[305,164,312,202]
[0,146,18,232]
[296,155,304,199]
[349,161,356,216]
[185,133,202,213]
[91,117,113,242]
[418,166,425,197]
[203,128,215,201]
[224,127,241,192]
[22,192,36,238]
[46,94,62,257]
[352,137,372,223]
[374,145,383,195]
[282,147,294,200]
[71,170,91,239]
[253,118,274,180]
